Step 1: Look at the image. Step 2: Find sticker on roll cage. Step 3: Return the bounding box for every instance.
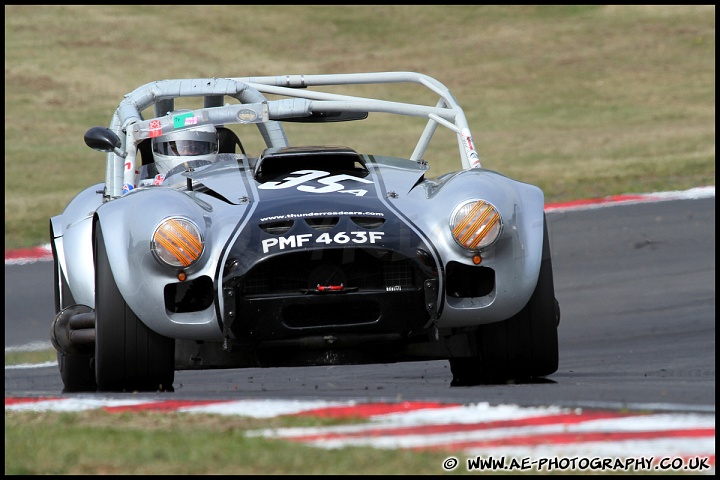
[262,231,385,254]
[258,169,374,197]
[461,128,480,167]
[148,119,162,138]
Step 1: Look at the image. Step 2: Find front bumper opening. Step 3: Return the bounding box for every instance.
[164,275,214,313]
[445,261,495,298]
[225,247,436,341]
[241,247,419,295]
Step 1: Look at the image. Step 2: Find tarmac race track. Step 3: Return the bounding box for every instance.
[5,187,715,472]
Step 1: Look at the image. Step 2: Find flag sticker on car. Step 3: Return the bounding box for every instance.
[173,112,199,128]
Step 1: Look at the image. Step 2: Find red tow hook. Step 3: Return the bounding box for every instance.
[300,283,357,294]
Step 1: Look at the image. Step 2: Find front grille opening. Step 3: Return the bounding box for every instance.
[164,275,214,313]
[242,248,419,296]
[351,216,385,229]
[383,260,414,287]
[445,261,495,298]
[283,301,380,328]
[259,220,294,235]
[305,217,339,230]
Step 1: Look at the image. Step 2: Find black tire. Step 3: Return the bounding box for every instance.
[51,232,96,392]
[94,223,175,391]
[450,214,560,385]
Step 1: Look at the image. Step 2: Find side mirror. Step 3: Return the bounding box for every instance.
[84,127,122,153]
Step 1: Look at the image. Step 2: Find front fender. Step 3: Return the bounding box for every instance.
[93,187,230,340]
[403,169,546,327]
[51,183,104,308]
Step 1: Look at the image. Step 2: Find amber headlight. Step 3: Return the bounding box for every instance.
[151,217,204,268]
[450,199,502,251]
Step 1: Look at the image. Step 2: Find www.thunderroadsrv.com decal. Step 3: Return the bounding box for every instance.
[260,210,384,222]
[262,231,385,253]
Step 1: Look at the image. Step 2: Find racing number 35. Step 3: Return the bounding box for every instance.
[258,170,374,196]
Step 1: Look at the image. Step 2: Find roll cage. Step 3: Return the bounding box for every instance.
[96,72,481,199]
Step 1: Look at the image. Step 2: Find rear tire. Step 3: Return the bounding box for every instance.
[450,214,560,385]
[94,224,175,392]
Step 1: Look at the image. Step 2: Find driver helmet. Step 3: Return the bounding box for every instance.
[151,123,219,176]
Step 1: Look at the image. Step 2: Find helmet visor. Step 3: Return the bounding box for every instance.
[154,139,218,157]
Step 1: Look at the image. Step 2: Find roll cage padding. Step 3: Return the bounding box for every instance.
[106,78,287,198]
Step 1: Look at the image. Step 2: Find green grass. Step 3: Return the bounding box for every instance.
[5,349,57,365]
[4,5,715,474]
[6,410,470,475]
[4,5,715,250]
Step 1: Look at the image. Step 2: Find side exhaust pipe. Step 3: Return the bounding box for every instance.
[51,305,95,355]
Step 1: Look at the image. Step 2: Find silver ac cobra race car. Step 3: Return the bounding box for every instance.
[50,72,560,392]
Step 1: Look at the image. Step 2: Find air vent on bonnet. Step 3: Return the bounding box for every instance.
[305,217,339,230]
[254,146,368,183]
[259,220,294,235]
[351,217,385,229]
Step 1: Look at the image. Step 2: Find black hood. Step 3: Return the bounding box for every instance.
[218,146,435,284]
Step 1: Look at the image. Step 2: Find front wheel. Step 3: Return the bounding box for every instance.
[94,223,175,391]
[450,214,560,385]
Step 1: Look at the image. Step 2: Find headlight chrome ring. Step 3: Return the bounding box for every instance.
[450,199,503,251]
[151,217,205,268]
